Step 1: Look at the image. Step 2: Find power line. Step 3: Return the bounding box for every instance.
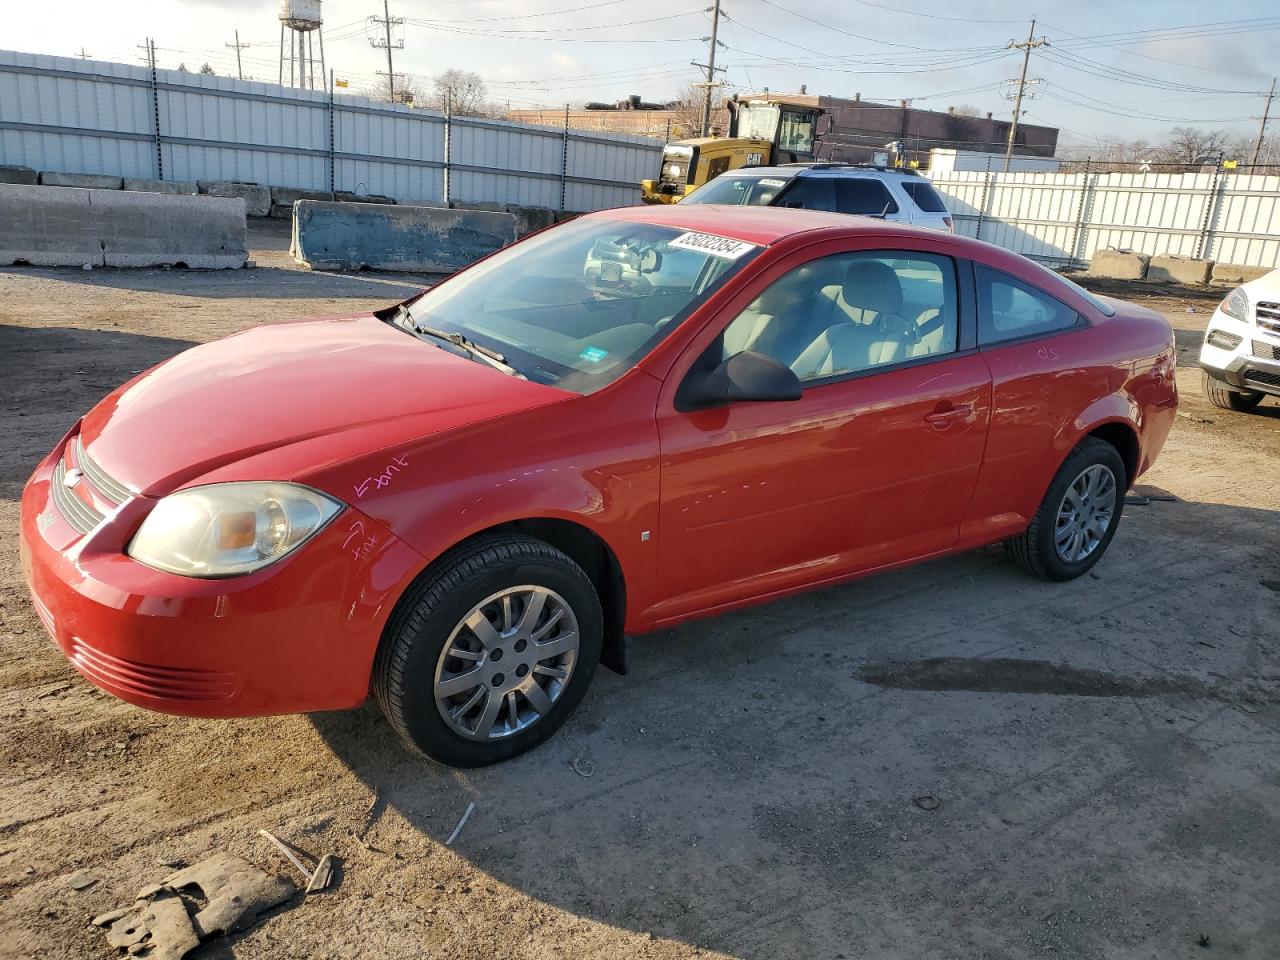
[1003,20,1048,172]
[368,0,405,102]
[226,30,249,80]
[1253,78,1276,165]
[693,0,725,137]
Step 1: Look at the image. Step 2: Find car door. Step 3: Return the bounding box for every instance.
[960,264,1097,542]
[651,243,993,625]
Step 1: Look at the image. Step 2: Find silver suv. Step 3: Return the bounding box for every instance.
[680,163,954,232]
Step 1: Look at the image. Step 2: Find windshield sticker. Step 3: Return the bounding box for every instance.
[666,232,758,260]
[579,346,609,363]
[759,178,787,187]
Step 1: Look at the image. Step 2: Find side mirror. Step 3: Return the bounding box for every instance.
[679,351,802,409]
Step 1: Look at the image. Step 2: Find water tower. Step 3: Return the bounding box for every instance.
[278,0,325,90]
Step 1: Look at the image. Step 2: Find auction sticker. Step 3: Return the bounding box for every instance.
[667,232,758,260]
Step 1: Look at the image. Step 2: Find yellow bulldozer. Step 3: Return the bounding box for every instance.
[640,94,828,204]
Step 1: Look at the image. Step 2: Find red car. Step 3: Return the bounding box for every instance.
[20,205,1178,766]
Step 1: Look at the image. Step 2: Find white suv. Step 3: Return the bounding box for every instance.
[679,163,955,232]
[1199,267,1280,412]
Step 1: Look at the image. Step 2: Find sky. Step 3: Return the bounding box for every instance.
[6,0,1279,151]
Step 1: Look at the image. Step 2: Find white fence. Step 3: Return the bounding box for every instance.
[0,50,661,211]
[925,167,1280,270]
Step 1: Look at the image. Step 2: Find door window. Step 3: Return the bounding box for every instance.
[835,179,899,217]
[776,177,837,212]
[976,266,1083,346]
[718,251,959,382]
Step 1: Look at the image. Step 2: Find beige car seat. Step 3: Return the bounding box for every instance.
[791,261,910,379]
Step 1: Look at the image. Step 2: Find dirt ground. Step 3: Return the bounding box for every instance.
[2,224,1278,960]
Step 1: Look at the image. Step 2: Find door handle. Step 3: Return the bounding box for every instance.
[924,403,973,426]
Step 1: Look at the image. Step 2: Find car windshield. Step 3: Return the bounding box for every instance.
[682,174,791,206]
[399,218,761,393]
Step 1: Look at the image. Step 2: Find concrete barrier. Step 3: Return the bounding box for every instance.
[1088,249,1150,280]
[0,165,38,185]
[291,200,516,273]
[123,178,198,195]
[1148,254,1213,285]
[450,199,505,213]
[198,180,271,217]
[38,172,123,190]
[335,191,396,205]
[0,183,248,269]
[269,187,335,219]
[505,204,556,238]
[1211,262,1273,285]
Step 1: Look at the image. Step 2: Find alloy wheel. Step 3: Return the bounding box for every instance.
[1054,464,1117,563]
[433,585,580,741]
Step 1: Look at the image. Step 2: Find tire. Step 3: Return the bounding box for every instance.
[1006,437,1127,582]
[1202,371,1264,412]
[373,534,603,767]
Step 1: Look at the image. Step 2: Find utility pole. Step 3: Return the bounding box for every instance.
[691,0,725,137]
[368,0,404,103]
[1003,19,1048,173]
[226,29,249,80]
[1253,77,1276,167]
[76,47,92,60]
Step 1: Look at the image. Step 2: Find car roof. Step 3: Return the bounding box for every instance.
[590,203,938,247]
[697,164,922,180]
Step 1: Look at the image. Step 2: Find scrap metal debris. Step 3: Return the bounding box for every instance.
[446,801,476,847]
[93,852,294,960]
[105,892,199,960]
[257,829,335,895]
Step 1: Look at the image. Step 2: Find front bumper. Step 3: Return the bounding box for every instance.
[1198,306,1280,398]
[19,432,425,718]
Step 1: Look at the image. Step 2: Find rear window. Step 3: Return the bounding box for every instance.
[900,181,949,214]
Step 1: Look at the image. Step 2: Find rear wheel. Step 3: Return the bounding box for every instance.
[373,535,602,767]
[1007,437,1126,581]
[1202,371,1264,411]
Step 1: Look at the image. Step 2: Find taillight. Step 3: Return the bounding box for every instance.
[943,216,954,232]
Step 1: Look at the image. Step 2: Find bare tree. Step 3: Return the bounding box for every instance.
[667,83,728,139]
[431,69,490,117]
[1157,126,1228,167]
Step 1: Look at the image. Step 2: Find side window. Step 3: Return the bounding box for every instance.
[776,177,836,212]
[719,250,959,383]
[705,155,731,181]
[976,266,1083,346]
[835,179,899,217]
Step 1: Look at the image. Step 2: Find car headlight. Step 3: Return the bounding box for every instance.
[1221,286,1250,322]
[128,482,342,577]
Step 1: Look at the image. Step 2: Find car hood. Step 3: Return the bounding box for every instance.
[80,315,569,496]
[1241,267,1280,301]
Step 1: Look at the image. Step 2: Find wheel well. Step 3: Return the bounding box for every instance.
[1086,422,1139,489]
[456,518,629,675]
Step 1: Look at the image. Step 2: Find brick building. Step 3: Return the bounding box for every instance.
[507,93,1059,168]
[771,93,1058,166]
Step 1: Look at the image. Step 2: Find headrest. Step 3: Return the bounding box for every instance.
[843,261,903,316]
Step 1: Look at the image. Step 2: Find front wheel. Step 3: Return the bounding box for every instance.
[1007,437,1126,581]
[1202,371,1264,412]
[373,535,603,767]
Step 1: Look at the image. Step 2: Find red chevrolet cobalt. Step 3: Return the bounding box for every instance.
[20,205,1177,766]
